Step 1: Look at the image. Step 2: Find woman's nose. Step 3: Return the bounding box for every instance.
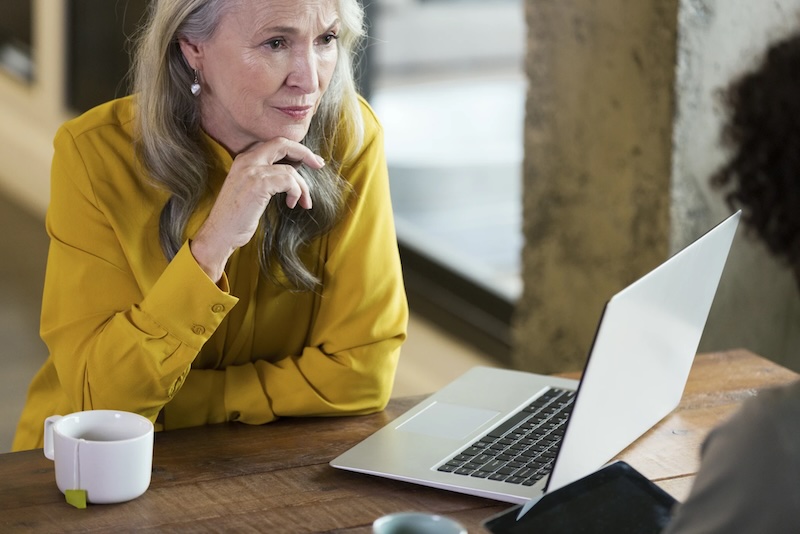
[286,49,319,93]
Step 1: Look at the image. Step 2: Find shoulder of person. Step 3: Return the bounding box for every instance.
[710,379,800,451]
[746,379,800,415]
[58,96,136,141]
[356,94,382,137]
[330,95,383,165]
[757,379,800,430]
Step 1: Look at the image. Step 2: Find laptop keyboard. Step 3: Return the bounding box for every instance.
[436,387,575,486]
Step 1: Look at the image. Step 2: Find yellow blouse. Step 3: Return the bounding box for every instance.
[12,95,408,450]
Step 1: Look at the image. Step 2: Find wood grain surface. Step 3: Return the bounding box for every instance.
[1,350,796,533]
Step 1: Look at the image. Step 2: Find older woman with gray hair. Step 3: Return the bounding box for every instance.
[13,0,408,450]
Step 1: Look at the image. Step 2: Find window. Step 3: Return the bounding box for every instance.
[67,0,149,112]
[0,0,34,82]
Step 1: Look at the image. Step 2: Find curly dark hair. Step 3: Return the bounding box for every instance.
[712,32,800,277]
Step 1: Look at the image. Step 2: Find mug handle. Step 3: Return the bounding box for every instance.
[43,415,62,460]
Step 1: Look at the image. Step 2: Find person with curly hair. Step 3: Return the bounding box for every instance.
[664,32,800,534]
[712,32,800,285]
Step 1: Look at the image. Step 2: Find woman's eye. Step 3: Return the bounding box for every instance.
[265,39,283,50]
[322,33,339,45]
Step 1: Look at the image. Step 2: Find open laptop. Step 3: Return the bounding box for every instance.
[331,211,740,504]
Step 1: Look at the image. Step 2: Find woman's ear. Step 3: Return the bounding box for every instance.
[178,36,203,70]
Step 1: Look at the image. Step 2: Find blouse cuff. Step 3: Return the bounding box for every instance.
[224,363,276,425]
[139,241,239,350]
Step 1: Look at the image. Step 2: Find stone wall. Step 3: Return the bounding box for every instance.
[516,0,678,373]
[516,0,800,373]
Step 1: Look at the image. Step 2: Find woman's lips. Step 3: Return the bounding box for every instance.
[275,106,313,120]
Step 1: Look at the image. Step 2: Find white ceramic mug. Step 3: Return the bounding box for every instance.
[43,410,154,504]
[373,512,467,534]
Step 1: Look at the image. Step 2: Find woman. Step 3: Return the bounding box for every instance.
[12,0,408,450]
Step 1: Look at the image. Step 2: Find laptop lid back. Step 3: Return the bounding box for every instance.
[545,211,740,492]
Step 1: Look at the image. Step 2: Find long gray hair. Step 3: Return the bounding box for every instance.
[131,0,365,290]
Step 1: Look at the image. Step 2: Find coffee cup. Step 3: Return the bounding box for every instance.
[43,410,154,505]
[373,512,467,534]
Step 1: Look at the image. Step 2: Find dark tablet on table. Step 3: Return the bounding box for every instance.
[483,461,677,534]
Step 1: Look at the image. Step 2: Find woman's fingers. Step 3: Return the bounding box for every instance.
[244,137,325,170]
[192,138,321,279]
[266,163,311,209]
[241,158,312,210]
[238,137,319,210]
[278,167,312,210]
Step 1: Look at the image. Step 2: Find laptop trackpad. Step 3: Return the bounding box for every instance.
[396,402,499,440]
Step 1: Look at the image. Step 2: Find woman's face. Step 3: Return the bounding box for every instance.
[181,0,340,154]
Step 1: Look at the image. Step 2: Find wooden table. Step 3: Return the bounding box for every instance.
[1,350,797,533]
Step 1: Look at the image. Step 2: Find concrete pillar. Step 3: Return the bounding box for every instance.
[515,1,679,373]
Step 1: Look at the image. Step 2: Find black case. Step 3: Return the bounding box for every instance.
[483,461,677,534]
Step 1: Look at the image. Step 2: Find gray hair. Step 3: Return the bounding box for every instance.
[131,0,365,290]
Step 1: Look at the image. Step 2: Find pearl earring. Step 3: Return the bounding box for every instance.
[190,70,201,96]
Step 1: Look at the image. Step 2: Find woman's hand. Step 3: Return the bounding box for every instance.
[190,137,324,282]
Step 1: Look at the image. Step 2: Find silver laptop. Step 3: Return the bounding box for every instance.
[331,211,740,503]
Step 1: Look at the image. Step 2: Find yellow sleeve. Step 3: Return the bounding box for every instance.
[164,100,409,426]
[258,102,409,419]
[41,125,239,423]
